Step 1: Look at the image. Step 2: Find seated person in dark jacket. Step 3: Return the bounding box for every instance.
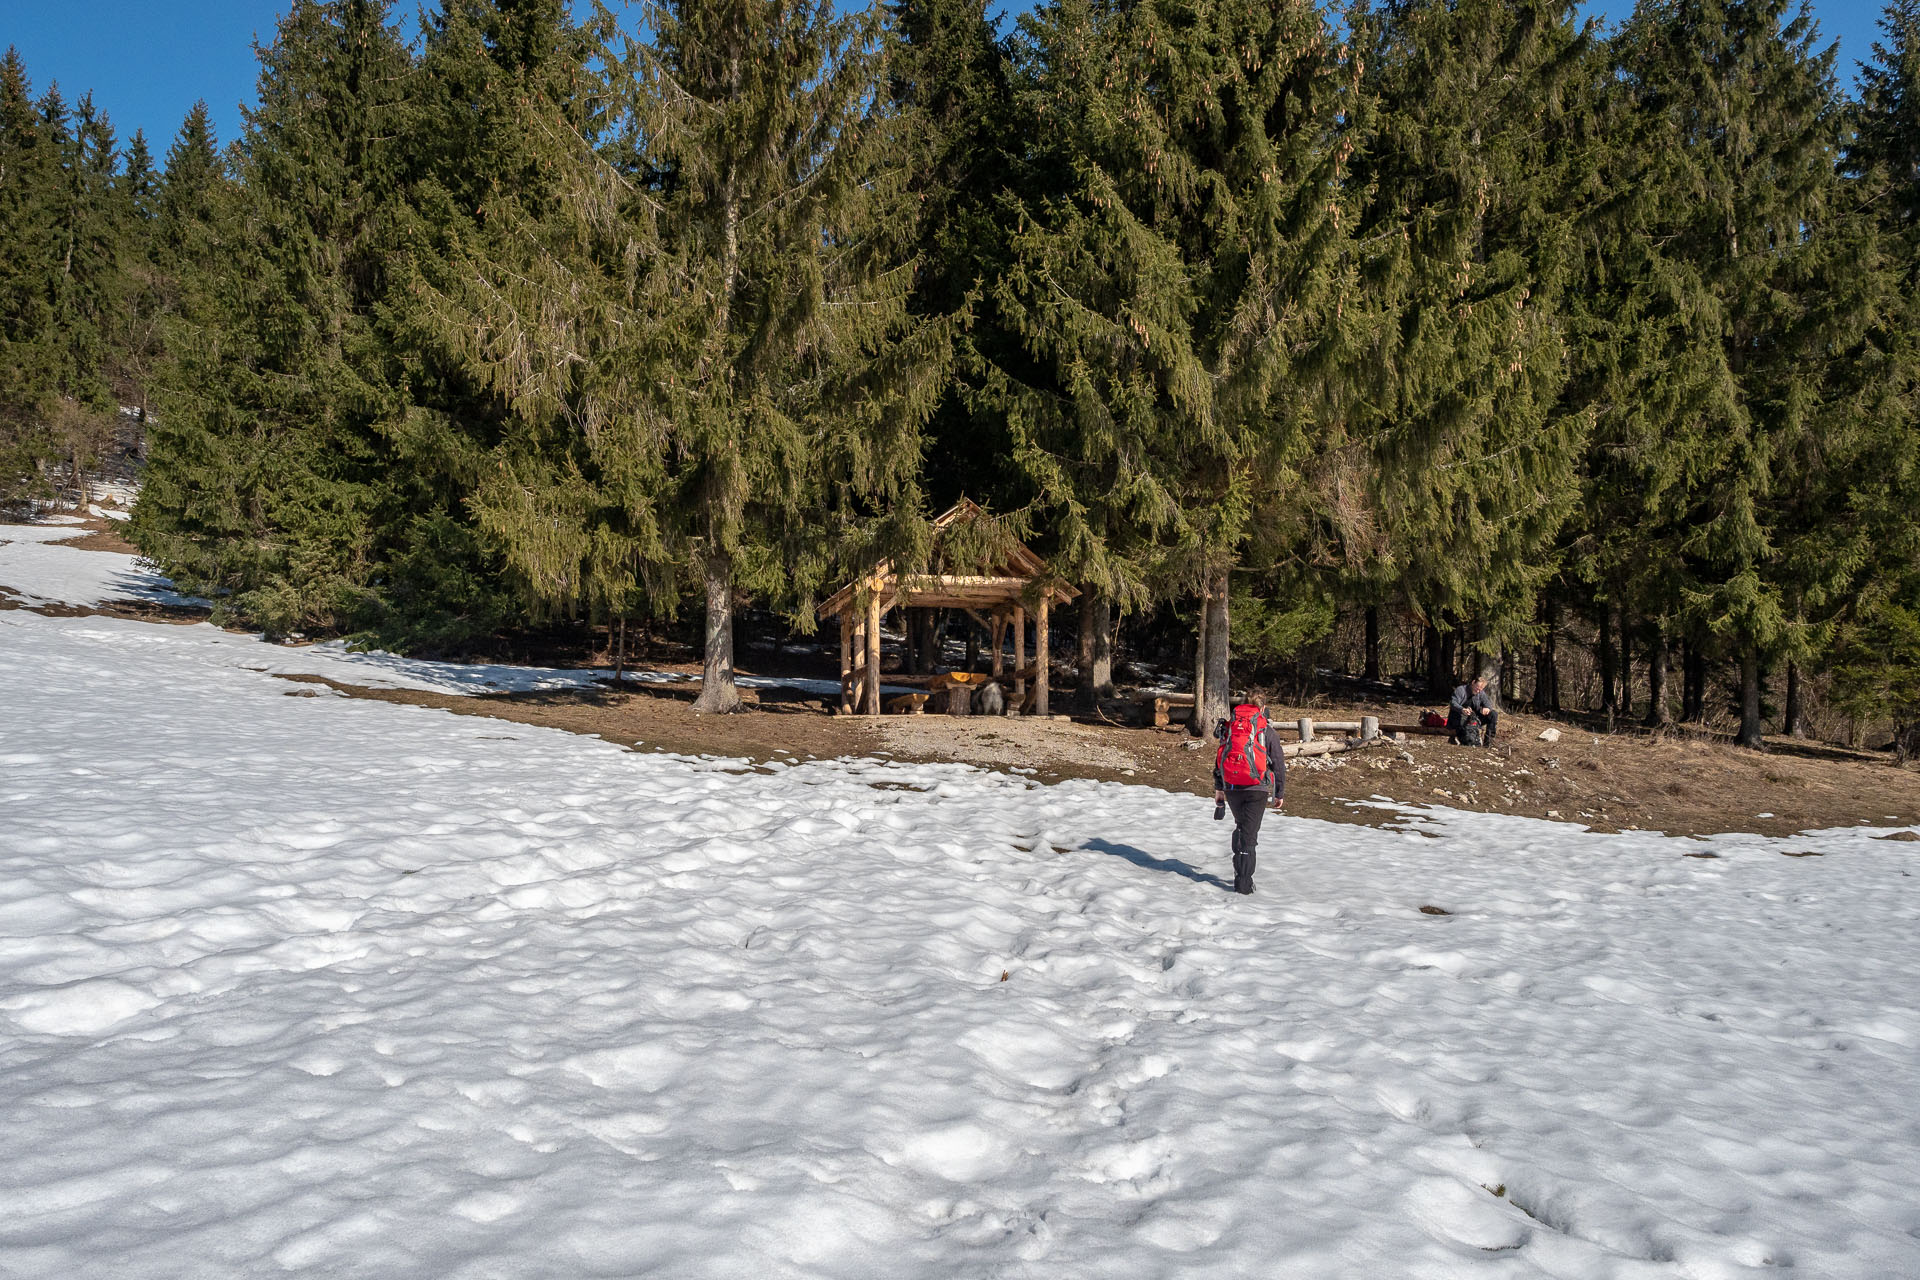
[1449,675,1498,746]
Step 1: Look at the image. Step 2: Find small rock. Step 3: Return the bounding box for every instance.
[1537,727,1561,743]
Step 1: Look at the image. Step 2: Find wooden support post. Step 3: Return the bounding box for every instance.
[1035,597,1050,717]
[864,590,882,718]
[991,612,1005,679]
[839,614,853,715]
[1298,717,1315,744]
[1012,607,1027,711]
[1361,716,1380,742]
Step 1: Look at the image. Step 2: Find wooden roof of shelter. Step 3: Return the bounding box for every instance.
[818,499,1078,619]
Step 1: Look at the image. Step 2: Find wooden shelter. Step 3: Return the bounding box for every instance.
[818,500,1077,717]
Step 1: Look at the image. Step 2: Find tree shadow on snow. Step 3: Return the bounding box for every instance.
[1082,838,1229,889]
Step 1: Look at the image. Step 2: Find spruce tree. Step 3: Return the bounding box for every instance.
[422,0,940,705]
[1605,0,1859,748]
[0,49,61,501]
[990,0,1360,733]
[1346,0,1597,694]
[1856,0,1920,227]
[1827,0,1920,758]
[132,1,419,634]
[640,0,945,709]
[0,56,128,504]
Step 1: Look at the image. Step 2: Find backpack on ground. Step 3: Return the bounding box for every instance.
[1216,704,1272,788]
[1457,718,1482,747]
[1420,710,1447,729]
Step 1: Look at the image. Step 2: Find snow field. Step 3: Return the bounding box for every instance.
[3,612,1920,1276]
[0,520,201,611]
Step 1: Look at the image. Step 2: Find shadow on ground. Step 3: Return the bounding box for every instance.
[1082,837,1230,889]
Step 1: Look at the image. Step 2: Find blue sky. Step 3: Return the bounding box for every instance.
[0,0,1891,159]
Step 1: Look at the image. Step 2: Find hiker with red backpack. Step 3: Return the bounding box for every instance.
[1213,697,1286,896]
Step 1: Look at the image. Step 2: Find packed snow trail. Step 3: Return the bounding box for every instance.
[3,609,1919,1277]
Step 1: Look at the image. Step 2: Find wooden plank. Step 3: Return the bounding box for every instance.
[884,692,930,715]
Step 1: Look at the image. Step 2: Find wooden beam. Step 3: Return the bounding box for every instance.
[864,590,882,718]
[990,613,1005,680]
[839,614,853,715]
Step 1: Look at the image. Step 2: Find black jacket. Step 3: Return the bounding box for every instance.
[1450,684,1496,717]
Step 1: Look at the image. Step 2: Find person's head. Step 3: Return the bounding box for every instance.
[1470,674,1487,694]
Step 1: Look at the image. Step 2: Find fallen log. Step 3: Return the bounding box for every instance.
[1282,736,1385,759]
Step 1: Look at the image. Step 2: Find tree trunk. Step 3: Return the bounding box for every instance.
[1598,606,1617,725]
[1076,591,1099,714]
[1364,605,1381,681]
[1012,607,1026,709]
[1425,623,1446,696]
[1738,646,1765,750]
[1895,721,1919,765]
[691,551,744,713]
[1200,569,1231,741]
[1645,625,1671,728]
[1682,639,1705,723]
[614,615,627,685]
[1785,661,1806,738]
[1091,596,1114,699]
[1192,592,1211,735]
[1617,605,1633,719]
[1535,598,1560,713]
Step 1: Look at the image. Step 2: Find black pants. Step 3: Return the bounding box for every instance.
[1448,707,1497,744]
[1226,790,1268,894]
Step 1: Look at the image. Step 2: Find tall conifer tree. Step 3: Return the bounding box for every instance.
[133,1,418,633]
[1605,0,1857,747]
[1347,0,1597,693]
[992,0,1360,733]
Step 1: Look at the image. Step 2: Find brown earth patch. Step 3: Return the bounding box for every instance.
[14,514,1920,840]
[275,673,1920,839]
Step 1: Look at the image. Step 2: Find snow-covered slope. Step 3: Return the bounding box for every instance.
[3,597,1919,1276]
[0,520,203,610]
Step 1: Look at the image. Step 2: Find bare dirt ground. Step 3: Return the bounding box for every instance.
[13,510,1920,838]
[272,676,1920,838]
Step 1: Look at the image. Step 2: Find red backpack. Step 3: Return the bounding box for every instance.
[1215,704,1271,788]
